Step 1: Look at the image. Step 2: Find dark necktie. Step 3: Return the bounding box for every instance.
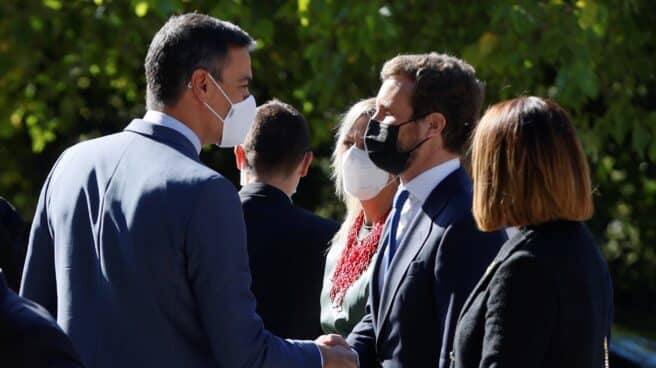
[387,189,410,266]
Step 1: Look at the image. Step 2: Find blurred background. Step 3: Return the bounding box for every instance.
[0,0,655,363]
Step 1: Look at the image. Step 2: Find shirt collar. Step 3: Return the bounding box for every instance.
[142,110,202,155]
[399,158,460,204]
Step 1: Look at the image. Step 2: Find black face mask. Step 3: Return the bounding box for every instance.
[364,116,431,175]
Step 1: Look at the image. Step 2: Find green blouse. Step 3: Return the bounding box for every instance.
[319,223,380,337]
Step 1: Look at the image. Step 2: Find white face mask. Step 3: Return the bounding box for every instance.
[203,74,257,148]
[342,146,390,200]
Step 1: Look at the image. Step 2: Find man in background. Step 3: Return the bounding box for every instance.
[235,100,339,339]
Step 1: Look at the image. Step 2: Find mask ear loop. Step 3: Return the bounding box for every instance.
[377,173,401,193]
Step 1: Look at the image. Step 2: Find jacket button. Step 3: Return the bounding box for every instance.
[450,351,455,361]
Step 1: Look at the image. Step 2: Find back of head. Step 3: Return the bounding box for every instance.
[380,52,485,155]
[145,13,254,110]
[471,96,594,231]
[243,100,310,178]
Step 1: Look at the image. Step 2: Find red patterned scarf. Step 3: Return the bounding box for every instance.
[329,211,388,306]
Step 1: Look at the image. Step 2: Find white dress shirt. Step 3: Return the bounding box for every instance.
[142,110,202,155]
[394,158,461,247]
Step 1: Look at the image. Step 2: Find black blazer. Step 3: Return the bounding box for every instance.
[347,168,507,368]
[239,183,339,339]
[0,270,83,367]
[452,220,613,368]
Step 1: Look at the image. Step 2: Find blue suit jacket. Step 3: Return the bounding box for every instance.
[347,168,507,368]
[20,119,320,368]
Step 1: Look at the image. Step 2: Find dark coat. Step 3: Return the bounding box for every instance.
[347,168,507,368]
[0,270,83,367]
[452,220,614,368]
[0,197,28,291]
[240,183,339,339]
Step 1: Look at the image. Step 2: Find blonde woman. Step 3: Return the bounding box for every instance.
[320,98,398,336]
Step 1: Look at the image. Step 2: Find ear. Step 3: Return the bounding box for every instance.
[234,145,249,171]
[425,112,447,138]
[189,69,211,99]
[298,151,313,177]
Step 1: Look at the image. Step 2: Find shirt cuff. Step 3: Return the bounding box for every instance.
[316,344,324,367]
[314,343,360,368]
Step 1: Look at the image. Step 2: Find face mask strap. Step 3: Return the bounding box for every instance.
[379,173,400,193]
[405,136,432,154]
[207,72,234,106]
[203,101,225,123]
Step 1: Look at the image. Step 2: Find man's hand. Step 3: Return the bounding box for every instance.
[316,334,350,348]
[316,334,358,368]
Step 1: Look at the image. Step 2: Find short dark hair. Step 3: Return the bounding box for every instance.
[381,53,485,155]
[243,100,310,178]
[145,13,255,110]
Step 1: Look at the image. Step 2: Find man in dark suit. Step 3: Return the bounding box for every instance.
[1,269,83,367]
[345,53,507,367]
[234,100,339,339]
[20,13,356,368]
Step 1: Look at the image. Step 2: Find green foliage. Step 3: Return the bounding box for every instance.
[0,0,655,320]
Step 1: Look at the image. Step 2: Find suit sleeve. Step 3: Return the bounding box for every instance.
[433,217,506,368]
[19,159,60,316]
[478,254,557,368]
[347,300,377,368]
[185,177,321,368]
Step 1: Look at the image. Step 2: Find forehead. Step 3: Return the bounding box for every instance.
[376,75,414,112]
[221,46,252,80]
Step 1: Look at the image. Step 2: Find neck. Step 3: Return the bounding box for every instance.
[360,180,396,225]
[400,149,458,184]
[161,104,207,145]
[243,172,297,197]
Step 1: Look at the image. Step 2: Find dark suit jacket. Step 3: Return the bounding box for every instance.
[0,197,28,292]
[0,270,83,367]
[452,220,614,368]
[20,119,322,368]
[347,167,507,368]
[239,183,338,339]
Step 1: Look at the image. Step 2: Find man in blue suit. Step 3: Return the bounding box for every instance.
[20,13,356,368]
[345,53,507,367]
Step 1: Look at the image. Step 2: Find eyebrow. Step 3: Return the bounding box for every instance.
[238,76,252,84]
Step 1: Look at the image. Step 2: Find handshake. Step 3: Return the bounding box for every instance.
[315,334,359,368]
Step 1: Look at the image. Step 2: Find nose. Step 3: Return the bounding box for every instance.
[371,109,383,121]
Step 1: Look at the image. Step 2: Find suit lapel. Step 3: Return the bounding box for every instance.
[124,119,199,162]
[456,229,528,323]
[369,217,392,320]
[375,208,433,333]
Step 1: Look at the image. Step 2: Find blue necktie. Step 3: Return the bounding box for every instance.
[387,190,410,266]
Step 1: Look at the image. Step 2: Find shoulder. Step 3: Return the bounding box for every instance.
[295,207,340,234]
[0,292,67,344]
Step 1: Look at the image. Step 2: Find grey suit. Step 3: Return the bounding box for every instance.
[20,119,320,368]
